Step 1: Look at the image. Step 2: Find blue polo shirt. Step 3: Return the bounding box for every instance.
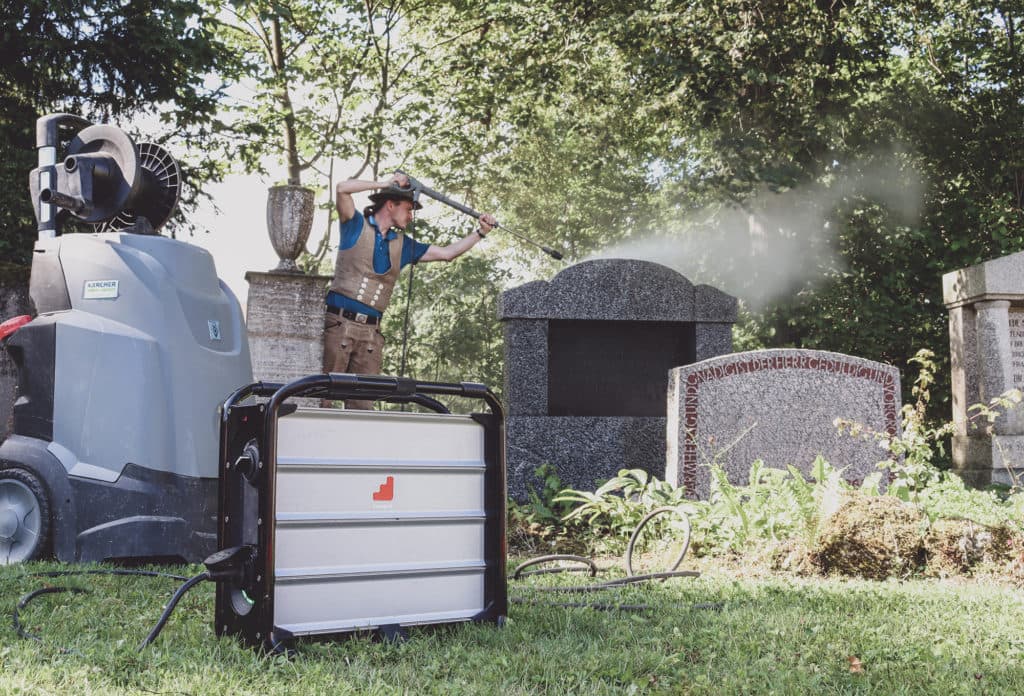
[329,211,430,318]
[340,211,430,272]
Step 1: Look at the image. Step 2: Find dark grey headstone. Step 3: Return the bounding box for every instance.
[508,417,666,499]
[500,258,736,499]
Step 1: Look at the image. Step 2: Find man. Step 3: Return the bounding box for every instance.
[322,172,496,409]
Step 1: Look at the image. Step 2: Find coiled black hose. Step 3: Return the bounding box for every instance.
[510,505,720,612]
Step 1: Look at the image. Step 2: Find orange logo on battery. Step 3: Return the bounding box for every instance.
[373,476,394,501]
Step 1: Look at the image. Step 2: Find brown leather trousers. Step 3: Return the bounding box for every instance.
[321,312,386,410]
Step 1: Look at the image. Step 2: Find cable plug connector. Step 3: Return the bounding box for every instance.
[138,546,258,651]
[204,545,257,583]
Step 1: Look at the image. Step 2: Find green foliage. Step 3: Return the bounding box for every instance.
[525,0,1024,420]
[555,469,691,549]
[875,349,955,500]
[838,348,1023,501]
[917,472,1024,531]
[555,459,876,556]
[405,0,659,263]
[694,457,880,554]
[377,242,508,404]
[507,464,585,554]
[523,463,576,525]
[211,0,411,188]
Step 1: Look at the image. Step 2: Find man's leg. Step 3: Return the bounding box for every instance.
[321,314,356,408]
[343,324,386,410]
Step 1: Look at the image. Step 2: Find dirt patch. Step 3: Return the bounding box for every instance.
[924,518,1019,576]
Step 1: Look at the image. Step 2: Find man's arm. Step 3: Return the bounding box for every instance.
[335,172,407,222]
[419,214,497,263]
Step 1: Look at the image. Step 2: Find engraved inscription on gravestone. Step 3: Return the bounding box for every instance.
[1010,309,1024,389]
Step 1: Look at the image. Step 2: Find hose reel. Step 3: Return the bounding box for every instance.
[30,114,181,237]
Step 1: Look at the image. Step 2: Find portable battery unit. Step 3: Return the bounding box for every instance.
[215,374,507,650]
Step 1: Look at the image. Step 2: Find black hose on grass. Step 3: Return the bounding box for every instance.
[13,586,89,649]
[509,505,722,612]
[138,571,210,650]
[625,507,692,577]
[512,554,599,579]
[30,568,191,582]
[11,567,208,653]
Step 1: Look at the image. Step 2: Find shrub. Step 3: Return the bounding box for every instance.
[554,468,691,554]
[508,463,587,555]
[554,458,867,557]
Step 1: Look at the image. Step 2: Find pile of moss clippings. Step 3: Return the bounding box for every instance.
[811,492,927,580]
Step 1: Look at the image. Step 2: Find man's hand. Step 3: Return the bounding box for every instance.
[478,213,497,235]
[387,172,410,189]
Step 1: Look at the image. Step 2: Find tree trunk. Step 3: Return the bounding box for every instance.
[270,15,302,186]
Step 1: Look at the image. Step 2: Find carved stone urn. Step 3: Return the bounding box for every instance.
[266,184,315,273]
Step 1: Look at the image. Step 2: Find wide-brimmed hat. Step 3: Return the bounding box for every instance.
[368,185,422,210]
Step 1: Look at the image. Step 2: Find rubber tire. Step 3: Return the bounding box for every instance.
[0,468,52,564]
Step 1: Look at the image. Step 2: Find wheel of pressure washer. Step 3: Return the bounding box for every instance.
[0,468,51,564]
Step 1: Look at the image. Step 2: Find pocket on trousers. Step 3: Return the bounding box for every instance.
[370,329,385,353]
[324,314,343,333]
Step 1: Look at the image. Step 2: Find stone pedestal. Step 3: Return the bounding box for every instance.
[499,259,736,500]
[245,272,330,391]
[944,251,1024,486]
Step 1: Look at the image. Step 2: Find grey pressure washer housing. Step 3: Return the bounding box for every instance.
[0,114,252,563]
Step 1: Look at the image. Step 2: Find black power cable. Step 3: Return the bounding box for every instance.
[30,568,191,582]
[12,547,255,653]
[138,571,210,650]
[13,586,89,648]
[12,569,195,655]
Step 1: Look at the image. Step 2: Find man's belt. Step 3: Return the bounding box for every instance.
[326,305,380,325]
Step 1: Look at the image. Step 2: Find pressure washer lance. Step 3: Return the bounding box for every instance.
[396,172,565,261]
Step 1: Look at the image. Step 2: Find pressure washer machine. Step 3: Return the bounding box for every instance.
[0,114,252,563]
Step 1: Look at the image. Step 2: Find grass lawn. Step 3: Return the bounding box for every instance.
[1,559,1022,695]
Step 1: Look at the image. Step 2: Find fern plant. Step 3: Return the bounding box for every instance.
[554,469,694,552]
[554,458,870,556]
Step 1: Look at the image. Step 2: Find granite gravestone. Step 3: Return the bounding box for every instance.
[499,259,736,499]
[944,251,1024,486]
[666,349,901,498]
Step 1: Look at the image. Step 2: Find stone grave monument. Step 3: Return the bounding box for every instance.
[499,258,737,499]
[666,349,901,498]
[944,251,1024,486]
